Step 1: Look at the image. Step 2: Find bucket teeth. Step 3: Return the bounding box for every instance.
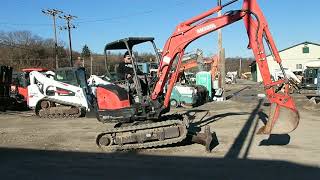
[257,103,299,135]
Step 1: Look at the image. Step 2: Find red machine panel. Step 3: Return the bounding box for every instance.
[96,85,130,110]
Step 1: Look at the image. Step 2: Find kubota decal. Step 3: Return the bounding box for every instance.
[196,24,216,34]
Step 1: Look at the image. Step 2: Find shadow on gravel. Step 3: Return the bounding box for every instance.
[0,99,305,180]
[172,99,290,153]
[196,112,250,127]
[224,99,292,159]
[225,85,252,100]
[0,147,319,180]
[184,109,250,127]
[225,99,264,159]
[257,108,291,146]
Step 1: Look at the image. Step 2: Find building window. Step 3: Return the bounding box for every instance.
[302,45,309,53]
[296,64,302,69]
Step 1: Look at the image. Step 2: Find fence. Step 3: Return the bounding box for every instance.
[0,57,254,78]
[0,56,119,76]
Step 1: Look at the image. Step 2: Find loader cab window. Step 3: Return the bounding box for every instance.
[18,73,29,87]
[304,68,318,85]
[149,63,158,70]
[76,68,89,89]
[55,69,78,86]
[305,68,317,78]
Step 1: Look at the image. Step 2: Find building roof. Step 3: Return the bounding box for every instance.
[278,41,320,53]
[266,41,320,58]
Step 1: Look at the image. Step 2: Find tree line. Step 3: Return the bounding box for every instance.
[0,30,253,76]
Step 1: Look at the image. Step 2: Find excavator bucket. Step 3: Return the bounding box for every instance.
[257,103,300,135]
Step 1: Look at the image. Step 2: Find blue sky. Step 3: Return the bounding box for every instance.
[1,0,319,57]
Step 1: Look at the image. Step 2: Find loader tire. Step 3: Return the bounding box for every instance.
[170,99,179,108]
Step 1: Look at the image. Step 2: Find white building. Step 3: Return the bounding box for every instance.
[257,41,320,82]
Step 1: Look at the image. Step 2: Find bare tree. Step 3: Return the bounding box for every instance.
[0,30,69,70]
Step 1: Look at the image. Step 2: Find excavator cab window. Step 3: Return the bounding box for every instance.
[104,37,161,96]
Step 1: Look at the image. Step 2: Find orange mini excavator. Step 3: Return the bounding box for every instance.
[95,0,300,151]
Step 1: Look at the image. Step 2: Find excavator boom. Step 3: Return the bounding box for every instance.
[152,0,299,134]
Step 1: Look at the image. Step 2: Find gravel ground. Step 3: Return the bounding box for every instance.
[0,80,319,179]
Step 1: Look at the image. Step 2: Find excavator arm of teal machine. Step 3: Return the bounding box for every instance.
[151,0,299,134]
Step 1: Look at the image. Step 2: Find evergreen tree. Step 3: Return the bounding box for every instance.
[81,44,91,58]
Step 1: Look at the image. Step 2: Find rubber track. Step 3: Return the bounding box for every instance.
[36,98,84,118]
[38,107,81,118]
[97,120,188,151]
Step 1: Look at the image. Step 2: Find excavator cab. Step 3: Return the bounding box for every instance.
[95,37,161,123]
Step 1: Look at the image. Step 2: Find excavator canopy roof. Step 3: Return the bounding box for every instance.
[104,37,155,52]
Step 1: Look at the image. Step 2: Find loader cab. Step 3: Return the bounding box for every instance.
[302,67,319,90]
[55,67,90,92]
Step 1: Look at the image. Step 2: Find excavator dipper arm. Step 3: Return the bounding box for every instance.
[151,0,299,134]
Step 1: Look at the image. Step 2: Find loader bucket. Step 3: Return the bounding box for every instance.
[257,103,299,135]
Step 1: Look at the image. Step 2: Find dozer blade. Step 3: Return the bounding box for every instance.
[257,103,299,135]
[189,126,219,152]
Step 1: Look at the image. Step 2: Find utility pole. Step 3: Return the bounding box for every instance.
[90,56,93,75]
[239,58,242,78]
[59,14,77,67]
[217,0,225,99]
[42,9,63,69]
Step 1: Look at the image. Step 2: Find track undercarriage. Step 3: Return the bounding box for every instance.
[96,120,187,151]
[96,115,218,152]
[35,100,86,118]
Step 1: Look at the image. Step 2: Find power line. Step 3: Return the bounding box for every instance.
[75,10,154,24]
[0,0,189,27]
[74,0,188,24]
[0,22,52,26]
